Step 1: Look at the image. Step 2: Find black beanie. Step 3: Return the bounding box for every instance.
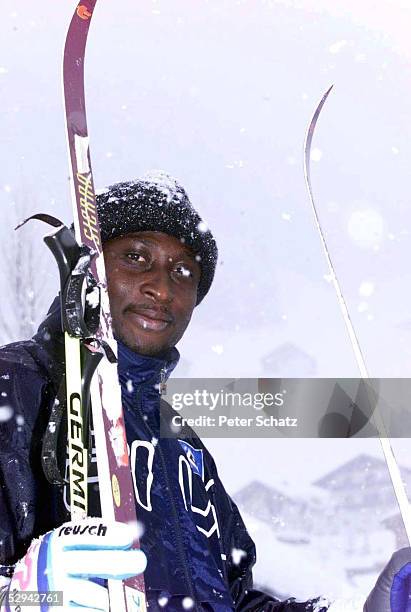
[95,171,218,304]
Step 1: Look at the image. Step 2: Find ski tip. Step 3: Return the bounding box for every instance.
[15,213,64,231]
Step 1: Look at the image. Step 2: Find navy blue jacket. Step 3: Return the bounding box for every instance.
[0,300,328,611]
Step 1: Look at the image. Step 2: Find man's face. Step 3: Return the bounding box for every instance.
[103,231,201,356]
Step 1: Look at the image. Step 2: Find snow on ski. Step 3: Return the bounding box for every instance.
[303,86,411,544]
[63,2,147,609]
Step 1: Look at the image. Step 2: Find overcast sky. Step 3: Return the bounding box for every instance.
[1,0,411,495]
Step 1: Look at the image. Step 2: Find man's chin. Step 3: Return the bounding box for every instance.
[115,331,173,358]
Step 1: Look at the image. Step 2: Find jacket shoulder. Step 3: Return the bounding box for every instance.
[0,339,48,370]
[0,339,55,433]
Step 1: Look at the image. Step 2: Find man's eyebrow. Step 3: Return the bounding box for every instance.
[126,236,198,261]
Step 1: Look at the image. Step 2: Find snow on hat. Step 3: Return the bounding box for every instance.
[95,171,218,304]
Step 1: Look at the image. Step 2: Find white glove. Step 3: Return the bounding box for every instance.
[2,518,146,612]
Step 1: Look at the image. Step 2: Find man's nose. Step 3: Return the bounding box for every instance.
[140,267,173,304]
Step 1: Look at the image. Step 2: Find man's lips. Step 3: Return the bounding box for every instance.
[127,308,173,332]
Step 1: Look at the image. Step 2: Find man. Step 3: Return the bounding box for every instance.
[0,171,409,611]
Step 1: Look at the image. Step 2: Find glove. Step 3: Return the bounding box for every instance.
[364,547,411,612]
[2,518,146,612]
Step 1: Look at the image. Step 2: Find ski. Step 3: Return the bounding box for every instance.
[62,2,147,609]
[304,86,411,544]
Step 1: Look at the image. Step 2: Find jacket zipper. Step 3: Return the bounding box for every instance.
[135,378,199,610]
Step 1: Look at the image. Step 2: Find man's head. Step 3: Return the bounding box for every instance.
[96,172,218,357]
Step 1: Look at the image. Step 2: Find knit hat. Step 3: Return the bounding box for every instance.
[95,171,218,304]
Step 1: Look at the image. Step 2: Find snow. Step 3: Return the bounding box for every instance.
[231,547,247,565]
[211,344,224,355]
[329,40,348,54]
[242,509,388,601]
[328,599,364,612]
[182,597,194,610]
[140,170,185,204]
[347,209,384,249]
[313,598,332,611]
[85,287,100,309]
[357,302,369,313]
[310,148,323,162]
[358,282,375,298]
[48,421,56,434]
[158,596,169,608]
[0,405,13,422]
[197,221,208,233]
[126,519,145,539]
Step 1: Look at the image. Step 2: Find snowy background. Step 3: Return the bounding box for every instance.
[2,0,411,602]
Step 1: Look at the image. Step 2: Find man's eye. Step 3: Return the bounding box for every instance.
[126,252,145,263]
[175,265,193,278]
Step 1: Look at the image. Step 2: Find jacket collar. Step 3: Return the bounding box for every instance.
[117,340,180,390]
[33,296,180,392]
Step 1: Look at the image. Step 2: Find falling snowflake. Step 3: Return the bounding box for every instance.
[357,301,369,313]
[211,344,224,355]
[310,148,323,162]
[0,406,13,422]
[48,422,56,434]
[158,596,169,608]
[329,40,348,54]
[182,597,194,610]
[127,519,145,539]
[231,547,247,565]
[347,209,384,249]
[359,281,375,297]
[197,221,208,233]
